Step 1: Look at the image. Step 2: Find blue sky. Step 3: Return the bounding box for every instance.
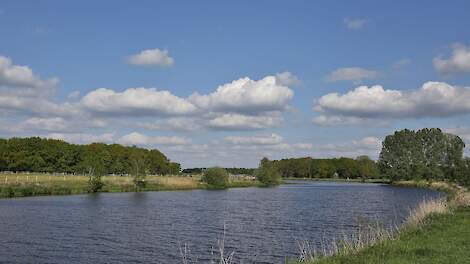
[1,1,470,168]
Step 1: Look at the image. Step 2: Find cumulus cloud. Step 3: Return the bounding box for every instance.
[127,48,174,66]
[81,87,197,116]
[0,55,58,97]
[343,18,368,30]
[315,82,470,120]
[434,43,470,75]
[327,67,379,83]
[189,75,293,114]
[224,133,283,145]
[275,71,301,86]
[207,113,281,131]
[118,132,189,146]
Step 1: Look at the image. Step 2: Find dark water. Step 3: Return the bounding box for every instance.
[0,181,442,264]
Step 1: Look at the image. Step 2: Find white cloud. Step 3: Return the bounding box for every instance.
[118,132,189,146]
[224,133,283,145]
[343,18,368,30]
[315,81,470,120]
[81,87,197,116]
[127,48,174,66]
[189,75,293,114]
[327,67,379,83]
[275,71,301,86]
[46,132,115,144]
[0,55,58,97]
[207,113,281,130]
[434,43,470,74]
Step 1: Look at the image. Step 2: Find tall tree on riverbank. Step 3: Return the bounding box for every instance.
[378,128,466,183]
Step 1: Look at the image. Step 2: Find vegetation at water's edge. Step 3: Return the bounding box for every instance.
[0,173,258,198]
[201,167,230,189]
[297,196,470,264]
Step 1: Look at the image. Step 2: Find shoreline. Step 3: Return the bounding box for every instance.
[295,181,469,264]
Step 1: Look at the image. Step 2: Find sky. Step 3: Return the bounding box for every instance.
[1,0,470,168]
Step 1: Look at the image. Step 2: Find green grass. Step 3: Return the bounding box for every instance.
[0,173,259,198]
[304,207,470,264]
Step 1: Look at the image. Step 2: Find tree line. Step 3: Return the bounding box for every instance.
[0,137,181,176]
[182,167,256,175]
[264,156,380,180]
[261,128,469,186]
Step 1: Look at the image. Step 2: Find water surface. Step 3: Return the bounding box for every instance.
[0,181,442,263]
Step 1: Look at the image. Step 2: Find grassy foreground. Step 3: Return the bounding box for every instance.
[297,182,470,264]
[0,173,258,198]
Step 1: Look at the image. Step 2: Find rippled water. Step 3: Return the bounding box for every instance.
[0,181,442,263]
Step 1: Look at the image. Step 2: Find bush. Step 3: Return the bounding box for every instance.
[88,175,104,193]
[201,167,229,188]
[256,157,282,186]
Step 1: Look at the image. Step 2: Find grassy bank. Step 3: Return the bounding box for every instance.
[296,183,470,264]
[0,173,259,198]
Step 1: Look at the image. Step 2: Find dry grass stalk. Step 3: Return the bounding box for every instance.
[405,198,448,227]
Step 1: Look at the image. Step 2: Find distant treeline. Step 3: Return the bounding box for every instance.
[379,128,469,186]
[267,156,380,179]
[0,137,181,175]
[182,167,256,175]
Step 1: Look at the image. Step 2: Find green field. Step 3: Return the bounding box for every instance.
[0,173,258,198]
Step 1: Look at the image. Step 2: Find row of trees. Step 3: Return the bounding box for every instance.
[182,167,256,175]
[379,128,469,185]
[268,156,380,180]
[0,137,181,176]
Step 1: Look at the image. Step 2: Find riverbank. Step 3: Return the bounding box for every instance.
[296,182,470,264]
[0,173,259,198]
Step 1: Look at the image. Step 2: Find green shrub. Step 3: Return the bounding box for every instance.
[201,167,229,188]
[256,157,282,186]
[88,175,104,193]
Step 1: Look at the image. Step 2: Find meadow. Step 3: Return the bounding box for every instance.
[0,173,258,198]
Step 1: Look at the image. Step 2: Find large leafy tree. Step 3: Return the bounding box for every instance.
[378,128,465,183]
